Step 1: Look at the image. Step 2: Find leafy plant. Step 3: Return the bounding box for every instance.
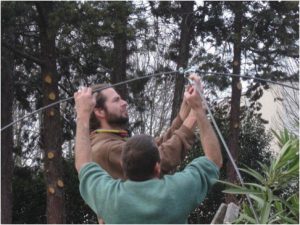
[219,129,299,224]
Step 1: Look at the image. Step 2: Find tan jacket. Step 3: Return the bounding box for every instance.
[90,116,195,179]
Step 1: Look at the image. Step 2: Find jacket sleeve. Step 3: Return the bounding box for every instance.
[91,139,126,179]
[166,157,220,214]
[156,124,195,174]
[155,116,183,145]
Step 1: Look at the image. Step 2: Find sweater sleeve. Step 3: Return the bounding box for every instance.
[157,124,195,174]
[186,157,220,194]
[79,163,115,216]
[166,157,220,212]
[155,115,183,144]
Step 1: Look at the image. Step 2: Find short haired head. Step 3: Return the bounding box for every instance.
[122,134,160,181]
[89,83,110,132]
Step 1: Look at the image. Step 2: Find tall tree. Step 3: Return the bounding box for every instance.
[226,1,243,203]
[2,2,66,222]
[149,1,195,121]
[170,1,195,121]
[35,2,65,223]
[1,55,14,225]
[110,2,132,99]
[1,13,15,224]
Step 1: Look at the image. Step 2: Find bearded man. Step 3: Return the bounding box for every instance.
[89,83,197,179]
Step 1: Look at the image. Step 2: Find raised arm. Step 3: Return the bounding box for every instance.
[155,95,192,144]
[74,87,96,172]
[185,75,223,168]
[154,87,197,173]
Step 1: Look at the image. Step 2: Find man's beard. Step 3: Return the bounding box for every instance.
[105,110,129,129]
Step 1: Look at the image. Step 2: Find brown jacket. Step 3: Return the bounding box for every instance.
[90,116,195,179]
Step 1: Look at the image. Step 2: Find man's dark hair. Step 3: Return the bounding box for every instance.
[122,134,160,181]
[89,83,109,132]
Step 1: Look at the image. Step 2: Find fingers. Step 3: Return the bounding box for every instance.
[75,87,92,96]
[79,86,88,93]
[188,86,194,94]
[188,74,201,87]
[74,87,95,107]
[188,74,200,82]
[184,87,197,103]
[92,92,97,102]
[184,85,194,95]
[184,91,190,100]
[74,86,96,117]
[185,84,191,92]
[188,74,204,94]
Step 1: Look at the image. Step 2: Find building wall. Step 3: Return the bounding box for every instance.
[258,84,299,152]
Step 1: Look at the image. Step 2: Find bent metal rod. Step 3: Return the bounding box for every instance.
[1,68,298,132]
[1,71,177,132]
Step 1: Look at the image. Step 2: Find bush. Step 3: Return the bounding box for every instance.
[220,129,299,224]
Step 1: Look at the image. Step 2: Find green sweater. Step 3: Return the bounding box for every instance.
[79,156,219,224]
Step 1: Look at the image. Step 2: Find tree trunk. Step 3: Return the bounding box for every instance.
[36,3,65,223]
[226,2,243,204]
[170,1,194,121]
[112,33,128,100]
[1,39,14,225]
[111,2,129,100]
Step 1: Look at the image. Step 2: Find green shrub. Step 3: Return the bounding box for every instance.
[219,129,299,224]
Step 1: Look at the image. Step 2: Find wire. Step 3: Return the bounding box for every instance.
[1,68,298,132]
[193,81,260,223]
[198,71,299,91]
[1,71,178,132]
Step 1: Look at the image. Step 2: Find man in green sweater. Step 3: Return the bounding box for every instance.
[74,75,223,223]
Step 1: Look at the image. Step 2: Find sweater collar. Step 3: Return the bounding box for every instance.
[93,129,129,138]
